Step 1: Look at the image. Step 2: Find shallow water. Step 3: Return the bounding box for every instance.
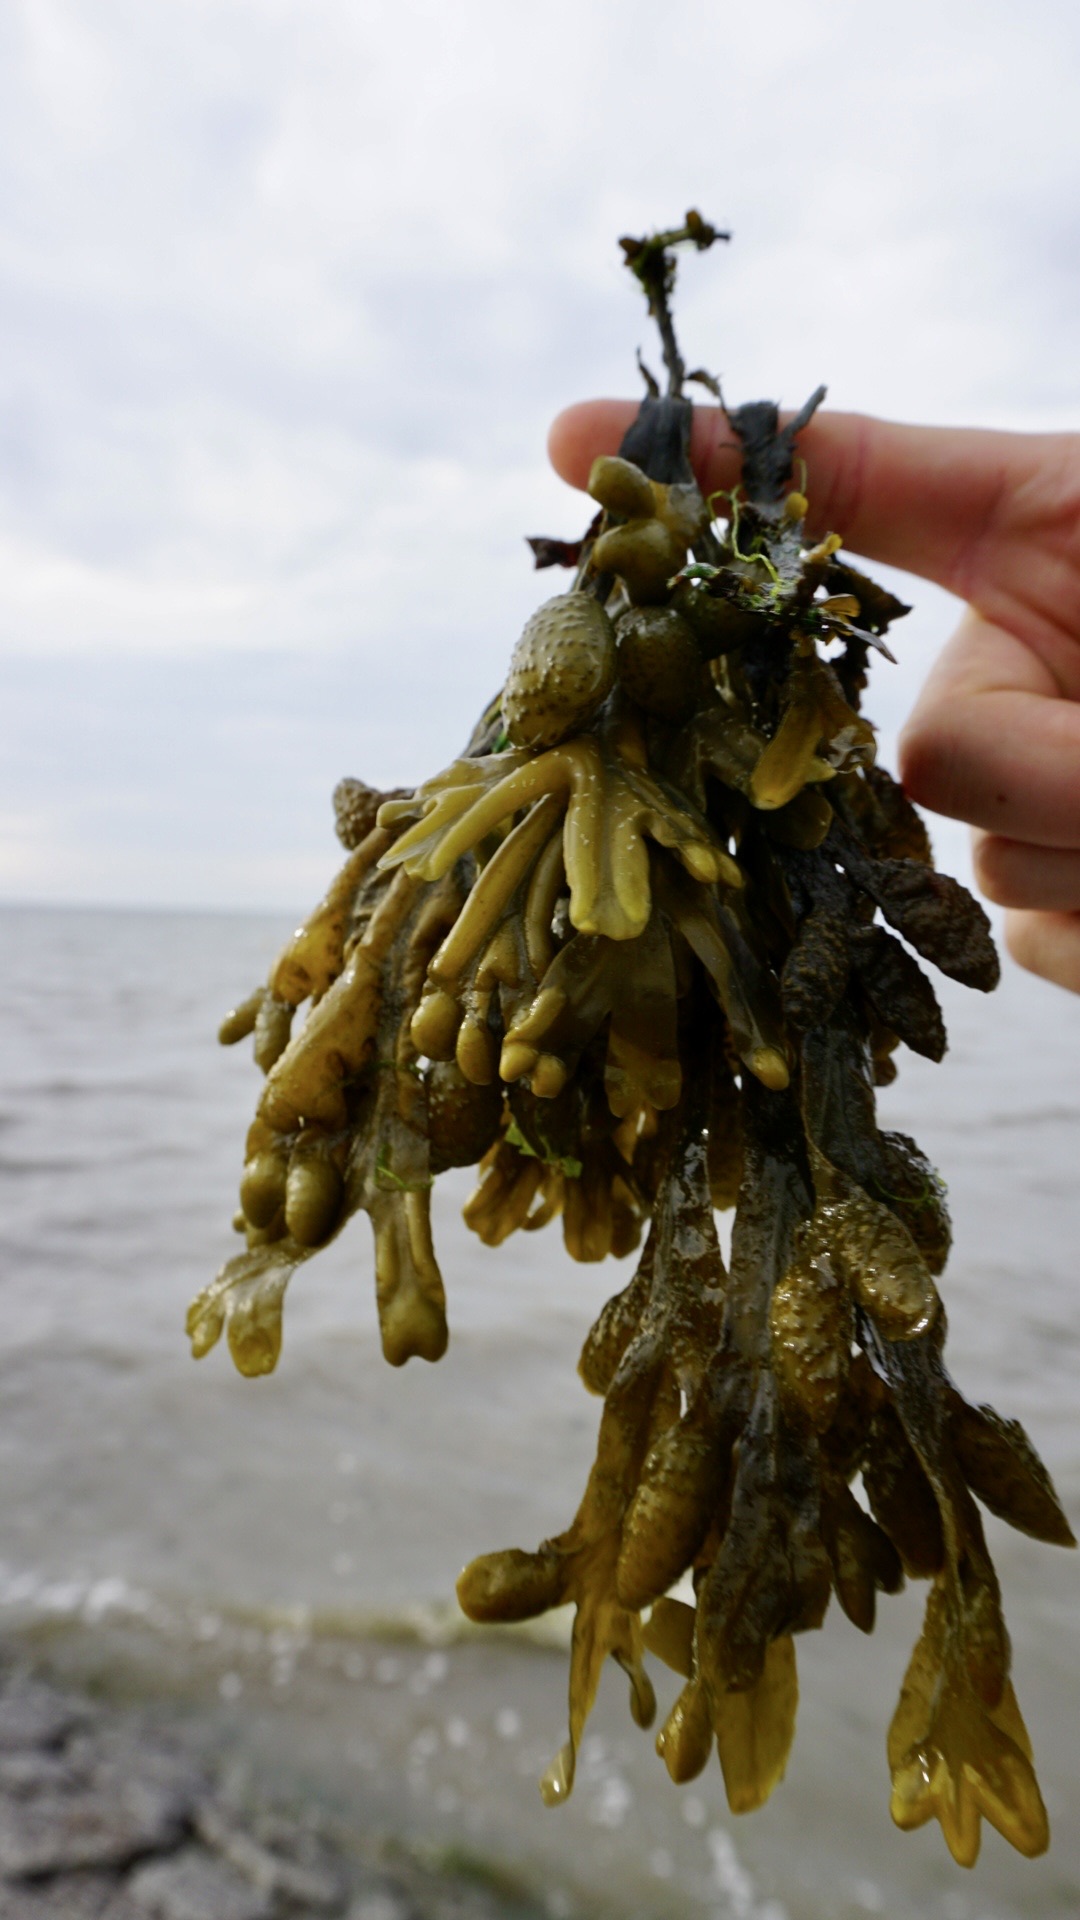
[1,903,1079,1918]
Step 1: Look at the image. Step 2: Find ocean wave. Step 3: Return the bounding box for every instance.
[0,1559,576,1654]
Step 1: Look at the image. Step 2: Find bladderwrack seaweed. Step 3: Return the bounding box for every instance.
[197,213,1073,1864]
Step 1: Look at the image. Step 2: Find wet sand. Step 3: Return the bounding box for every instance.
[2,906,1079,1918]
[10,1568,1080,1920]
[0,1643,550,1919]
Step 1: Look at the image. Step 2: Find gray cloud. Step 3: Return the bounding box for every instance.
[1,0,1077,904]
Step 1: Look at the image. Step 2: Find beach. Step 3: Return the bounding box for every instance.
[1,903,1078,1919]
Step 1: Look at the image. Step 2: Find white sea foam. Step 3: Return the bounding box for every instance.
[2,904,1079,1919]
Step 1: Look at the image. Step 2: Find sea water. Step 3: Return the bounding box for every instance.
[1,904,1078,1919]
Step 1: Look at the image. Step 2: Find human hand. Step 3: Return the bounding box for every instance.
[549,400,1080,995]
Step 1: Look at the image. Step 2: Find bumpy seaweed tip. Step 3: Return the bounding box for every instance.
[195,214,1074,1867]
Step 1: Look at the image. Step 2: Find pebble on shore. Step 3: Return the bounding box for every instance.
[0,1660,545,1920]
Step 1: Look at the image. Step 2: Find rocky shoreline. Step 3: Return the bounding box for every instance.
[0,1661,544,1920]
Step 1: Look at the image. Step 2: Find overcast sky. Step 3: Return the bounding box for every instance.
[2,0,1078,909]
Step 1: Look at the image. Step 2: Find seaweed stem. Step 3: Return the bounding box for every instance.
[619,211,729,399]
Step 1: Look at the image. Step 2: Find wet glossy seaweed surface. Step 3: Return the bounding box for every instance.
[192,221,1074,1868]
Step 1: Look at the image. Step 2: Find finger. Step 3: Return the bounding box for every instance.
[548,400,1055,598]
[973,832,1080,911]
[1004,909,1080,995]
[898,609,1080,846]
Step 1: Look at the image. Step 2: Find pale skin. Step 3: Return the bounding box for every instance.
[549,400,1080,996]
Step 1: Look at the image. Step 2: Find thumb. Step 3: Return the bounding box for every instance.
[548,399,1046,599]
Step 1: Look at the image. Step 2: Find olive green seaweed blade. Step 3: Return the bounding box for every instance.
[195,210,1072,1873]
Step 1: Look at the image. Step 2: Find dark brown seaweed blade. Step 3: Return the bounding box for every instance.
[197,215,1069,1869]
[947,1389,1077,1548]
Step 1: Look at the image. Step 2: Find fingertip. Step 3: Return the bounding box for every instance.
[971,831,1010,907]
[548,396,742,498]
[896,711,950,817]
[974,836,1080,914]
[1004,909,1080,995]
[547,399,640,490]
